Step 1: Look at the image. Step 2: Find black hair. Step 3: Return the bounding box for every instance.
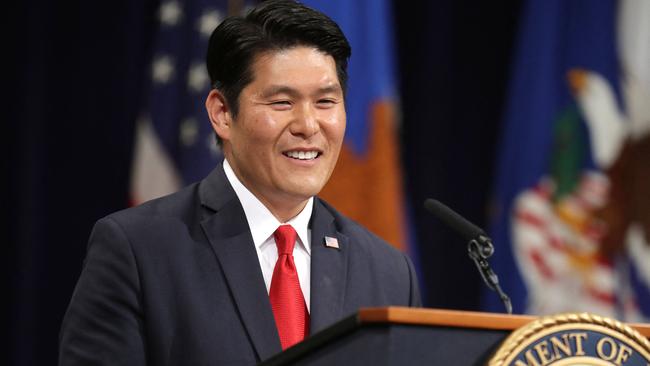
[206,0,351,122]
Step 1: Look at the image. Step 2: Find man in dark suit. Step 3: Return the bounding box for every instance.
[59,1,421,365]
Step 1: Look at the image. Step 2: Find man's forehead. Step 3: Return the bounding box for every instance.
[253,45,332,62]
[247,46,342,92]
[252,47,336,73]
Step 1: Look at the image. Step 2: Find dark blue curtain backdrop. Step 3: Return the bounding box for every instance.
[395,0,520,310]
[7,1,157,364]
[6,0,519,364]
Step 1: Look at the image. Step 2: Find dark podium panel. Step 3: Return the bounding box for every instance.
[260,307,650,366]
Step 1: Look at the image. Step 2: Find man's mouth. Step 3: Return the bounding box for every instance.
[282,150,321,160]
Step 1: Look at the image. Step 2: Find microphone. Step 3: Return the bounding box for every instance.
[423,199,512,314]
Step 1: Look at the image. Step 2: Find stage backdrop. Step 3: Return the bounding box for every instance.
[7,0,523,364]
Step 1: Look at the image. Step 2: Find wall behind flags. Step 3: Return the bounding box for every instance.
[6,0,576,364]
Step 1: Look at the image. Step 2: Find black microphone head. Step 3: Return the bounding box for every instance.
[423,199,486,242]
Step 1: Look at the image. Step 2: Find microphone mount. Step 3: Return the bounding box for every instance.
[424,199,512,314]
[467,235,512,314]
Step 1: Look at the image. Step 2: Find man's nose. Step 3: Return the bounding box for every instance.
[290,104,320,137]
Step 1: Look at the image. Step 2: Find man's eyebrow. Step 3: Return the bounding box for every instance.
[314,85,343,96]
[259,85,300,99]
[259,84,343,99]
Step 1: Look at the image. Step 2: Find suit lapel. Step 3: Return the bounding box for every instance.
[309,199,350,334]
[199,166,282,361]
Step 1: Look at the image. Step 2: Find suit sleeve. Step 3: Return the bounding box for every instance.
[59,217,147,366]
[404,254,423,307]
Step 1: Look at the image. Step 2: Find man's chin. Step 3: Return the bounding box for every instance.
[281,182,325,201]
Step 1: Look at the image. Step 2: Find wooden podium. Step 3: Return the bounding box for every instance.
[259,307,650,365]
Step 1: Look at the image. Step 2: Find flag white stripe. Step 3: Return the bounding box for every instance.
[130,116,182,204]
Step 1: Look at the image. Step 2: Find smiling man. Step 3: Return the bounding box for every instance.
[206,46,345,223]
[59,1,421,365]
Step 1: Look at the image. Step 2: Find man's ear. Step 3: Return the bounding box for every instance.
[205,89,232,142]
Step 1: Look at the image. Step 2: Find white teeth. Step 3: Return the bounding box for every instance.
[285,151,318,160]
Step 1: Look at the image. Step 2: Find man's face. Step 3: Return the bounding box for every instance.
[219,46,346,212]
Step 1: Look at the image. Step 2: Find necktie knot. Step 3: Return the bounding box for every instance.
[274,225,297,255]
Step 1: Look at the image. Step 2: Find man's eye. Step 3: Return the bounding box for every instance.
[317,99,337,106]
[270,100,291,106]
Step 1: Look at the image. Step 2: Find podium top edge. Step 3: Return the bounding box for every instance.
[357,307,650,338]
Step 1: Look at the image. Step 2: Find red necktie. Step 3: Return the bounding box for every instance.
[269,225,309,349]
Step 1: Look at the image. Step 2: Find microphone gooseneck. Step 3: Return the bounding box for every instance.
[424,199,512,314]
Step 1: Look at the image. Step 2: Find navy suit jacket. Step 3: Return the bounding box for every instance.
[59,164,421,365]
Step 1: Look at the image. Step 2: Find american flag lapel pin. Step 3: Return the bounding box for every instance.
[324,236,339,249]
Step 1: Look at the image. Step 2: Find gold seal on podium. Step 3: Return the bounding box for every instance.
[489,313,650,366]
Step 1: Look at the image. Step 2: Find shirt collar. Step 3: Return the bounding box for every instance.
[223,159,312,254]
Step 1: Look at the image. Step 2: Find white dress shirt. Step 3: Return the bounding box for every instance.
[223,159,312,312]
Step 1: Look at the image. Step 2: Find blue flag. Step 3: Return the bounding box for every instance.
[486,0,650,321]
[300,0,414,253]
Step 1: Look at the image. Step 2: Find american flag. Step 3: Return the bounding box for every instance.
[131,0,252,204]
